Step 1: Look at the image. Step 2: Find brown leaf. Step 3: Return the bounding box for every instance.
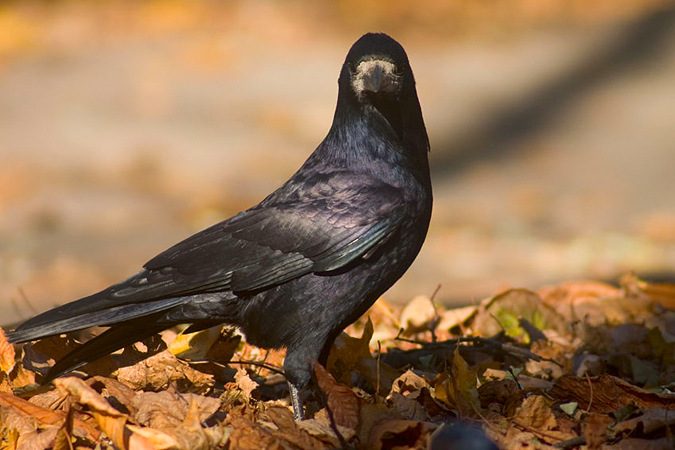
[0,392,99,441]
[224,405,284,450]
[262,406,328,450]
[52,407,75,450]
[21,335,81,378]
[550,373,675,412]
[115,349,214,392]
[512,395,557,431]
[125,425,180,450]
[234,368,258,400]
[387,393,431,422]
[433,347,480,417]
[313,361,360,429]
[326,317,374,385]
[0,327,16,374]
[614,408,675,435]
[327,317,400,394]
[53,377,128,449]
[399,295,438,335]
[14,427,60,450]
[389,369,429,396]
[621,273,675,309]
[470,288,567,341]
[88,376,139,417]
[132,390,221,429]
[366,419,432,450]
[478,379,520,405]
[296,417,355,447]
[583,413,613,450]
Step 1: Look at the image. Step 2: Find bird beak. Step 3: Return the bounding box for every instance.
[352,59,400,97]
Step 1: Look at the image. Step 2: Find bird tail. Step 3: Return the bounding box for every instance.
[7,297,186,343]
[41,323,166,384]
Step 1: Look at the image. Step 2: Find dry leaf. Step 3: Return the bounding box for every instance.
[470,289,567,341]
[512,395,557,431]
[366,419,432,450]
[233,368,258,400]
[53,377,128,449]
[0,328,16,374]
[399,295,438,335]
[115,350,214,392]
[296,417,355,446]
[169,326,223,360]
[326,317,374,384]
[0,392,99,441]
[313,361,360,429]
[387,393,431,422]
[433,347,480,417]
[132,390,220,429]
[583,413,613,450]
[389,369,429,396]
[224,405,282,450]
[614,408,675,435]
[125,425,181,450]
[550,373,675,412]
[326,317,399,394]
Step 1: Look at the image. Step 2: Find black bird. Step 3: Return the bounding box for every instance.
[8,32,432,419]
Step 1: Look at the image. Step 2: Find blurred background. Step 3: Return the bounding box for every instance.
[2,0,675,325]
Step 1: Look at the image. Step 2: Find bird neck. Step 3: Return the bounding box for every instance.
[318,100,430,185]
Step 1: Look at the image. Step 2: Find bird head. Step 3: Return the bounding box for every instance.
[337,33,429,155]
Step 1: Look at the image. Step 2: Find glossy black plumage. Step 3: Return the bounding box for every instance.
[8,32,432,419]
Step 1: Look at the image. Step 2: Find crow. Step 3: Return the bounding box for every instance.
[8,32,432,420]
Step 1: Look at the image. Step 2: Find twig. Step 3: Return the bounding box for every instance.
[584,372,593,413]
[553,436,586,449]
[393,335,550,364]
[428,284,442,343]
[228,359,284,375]
[190,358,284,375]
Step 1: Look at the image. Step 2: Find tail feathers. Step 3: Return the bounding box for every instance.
[8,297,186,343]
[42,324,166,384]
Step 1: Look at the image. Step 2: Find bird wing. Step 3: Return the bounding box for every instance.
[24,174,405,317]
[141,175,405,294]
[9,174,405,341]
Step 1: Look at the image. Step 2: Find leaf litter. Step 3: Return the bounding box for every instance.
[2,275,675,449]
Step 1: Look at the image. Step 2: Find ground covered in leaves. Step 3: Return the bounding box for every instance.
[2,274,675,449]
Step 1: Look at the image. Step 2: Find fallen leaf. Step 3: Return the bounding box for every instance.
[583,413,613,450]
[550,374,675,412]
[366,419,433,450]
[470,289,567,342]
[296,417,354,447]
[389,369,429,396]
[614,408,675,435]
[326,317,374,384]
[169,326,223,360]
[313,361,360,429]
[0,328,16,374]
[132,389,221,429]
[115,349,214,392]
[512,395,557,431]
[433,347,480,417]
[326,317,400,395]
[399,295,438,335]
[0,391,99,441]
[53,377,128,449]
[234,368,259,401]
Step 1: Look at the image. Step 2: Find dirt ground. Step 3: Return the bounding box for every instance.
[2,0,675,325]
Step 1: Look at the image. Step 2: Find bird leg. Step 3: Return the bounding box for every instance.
[288,382,304,421]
